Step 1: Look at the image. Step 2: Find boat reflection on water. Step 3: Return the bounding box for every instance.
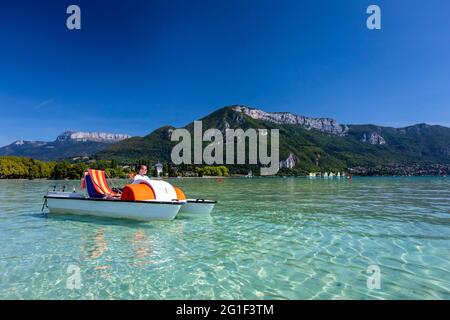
[88,228,112,279]
[90,228,108,260]
[82,226,158,272]
[130,229,153,267]
[80,215,213,276]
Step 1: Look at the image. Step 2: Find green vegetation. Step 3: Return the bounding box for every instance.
[0,156,232,180]
[0,157,55,179]
[195,166,229,177]
[51,161,85,179]
[0,156,135,180]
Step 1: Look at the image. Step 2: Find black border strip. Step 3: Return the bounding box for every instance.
[0,300,443,317]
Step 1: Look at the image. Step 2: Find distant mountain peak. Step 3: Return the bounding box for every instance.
[232,105,348,136]
[0,131,131,161]
[56,131,131,143]
[14,140,24,145]
[12,140,47,147]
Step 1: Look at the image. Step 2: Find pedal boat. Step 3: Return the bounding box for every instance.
[44,169,216,221]
[44,192,183,221]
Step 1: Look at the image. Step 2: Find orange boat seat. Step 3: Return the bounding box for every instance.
[173,186,186,200]
[121,184,155,201]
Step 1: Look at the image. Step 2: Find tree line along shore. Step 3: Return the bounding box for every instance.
[0,156,448,180]
[0,156,230,179]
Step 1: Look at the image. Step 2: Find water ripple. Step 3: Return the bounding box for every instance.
[0,177,449,299]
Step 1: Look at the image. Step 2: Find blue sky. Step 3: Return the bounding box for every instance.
[0,0,449,146]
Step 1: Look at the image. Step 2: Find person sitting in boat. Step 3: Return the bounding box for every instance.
[133,165,152,183]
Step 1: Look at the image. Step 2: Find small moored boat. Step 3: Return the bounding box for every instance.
[44,169,216,221]
[179,199,217,215]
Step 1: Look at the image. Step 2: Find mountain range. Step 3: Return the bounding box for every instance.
[0,131,130,161]
[2,106,449,174]
[95,105,450,174]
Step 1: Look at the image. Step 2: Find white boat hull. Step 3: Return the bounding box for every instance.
[45,196,183,221]
[178,199,216,215]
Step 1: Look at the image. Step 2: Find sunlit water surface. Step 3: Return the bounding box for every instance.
[0,177,449,299]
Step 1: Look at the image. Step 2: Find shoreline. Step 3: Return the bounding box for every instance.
[0,175,447,181]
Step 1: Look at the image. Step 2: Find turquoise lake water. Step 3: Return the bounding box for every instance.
[0,177,449,299]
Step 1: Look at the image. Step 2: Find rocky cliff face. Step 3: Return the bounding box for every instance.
[56,131,131,143]
[361,132,386,145]
[279,153,297,169]
[233,106,348,136]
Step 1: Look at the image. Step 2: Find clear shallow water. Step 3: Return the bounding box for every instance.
[0,177,449,300]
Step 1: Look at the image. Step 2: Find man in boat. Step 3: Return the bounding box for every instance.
[133,165,152,183]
